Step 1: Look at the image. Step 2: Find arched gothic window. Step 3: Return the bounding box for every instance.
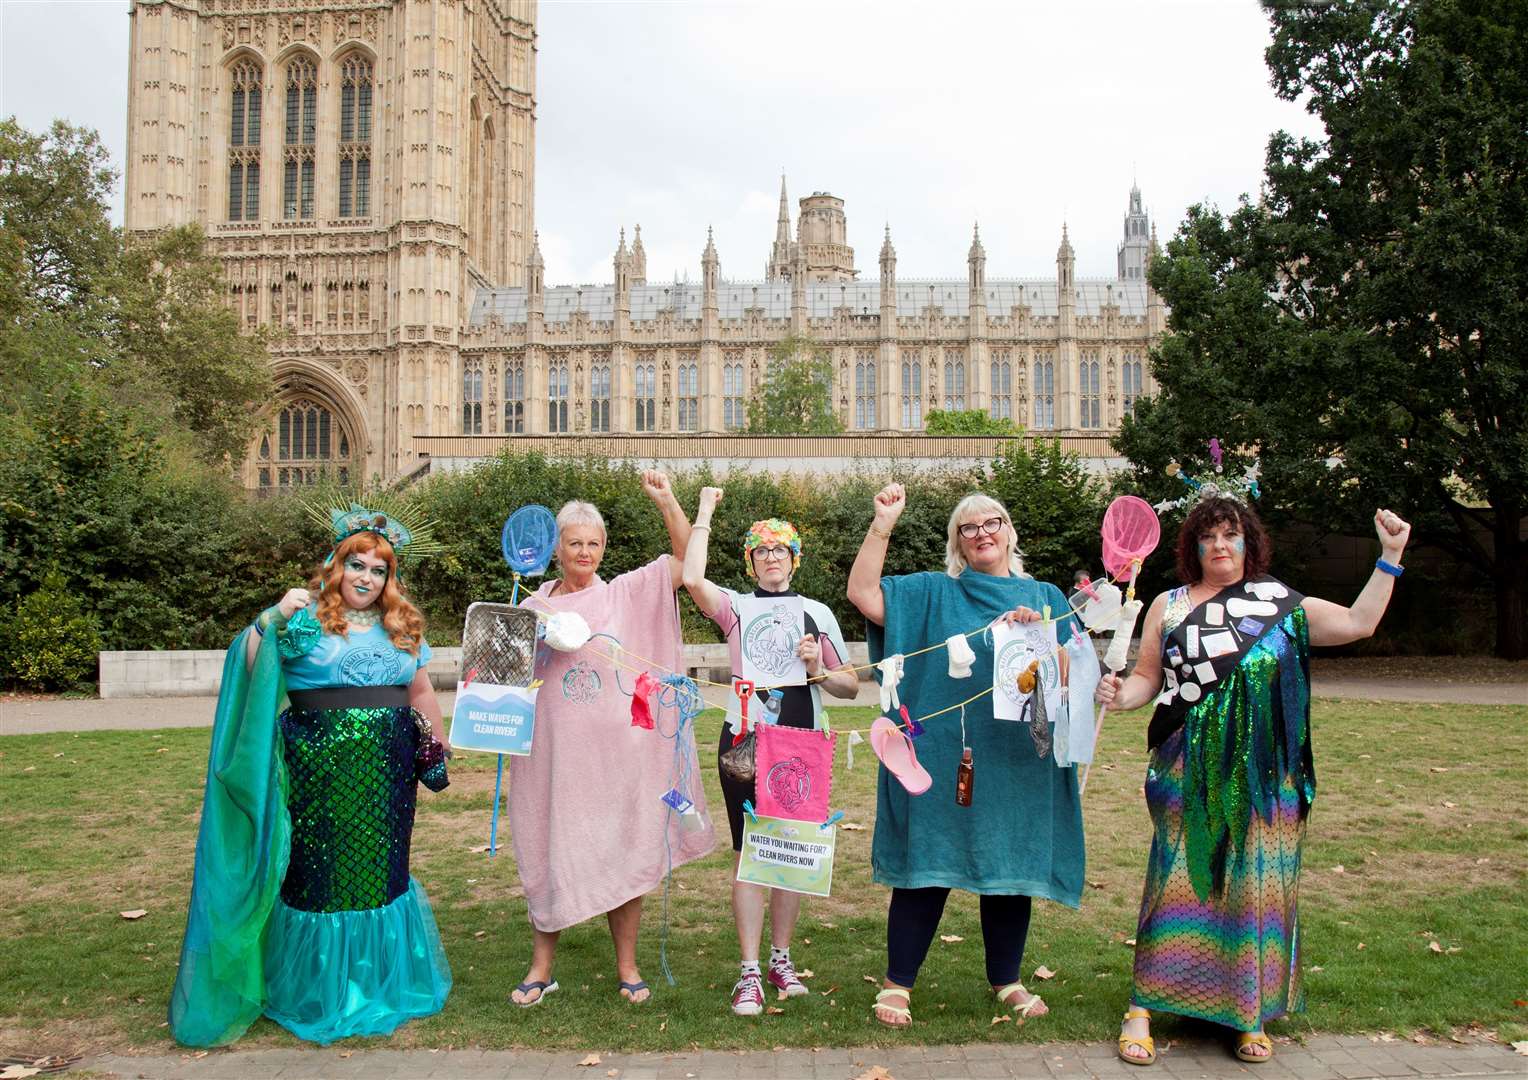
[723,356,745,431]
[676,357,699,432]
[590,362,611,433]
[504,361,525,433]
[943,350,966,410]
[547,362,570,433]
[1033,355,1055,429]
[1080,352,1101,429]
[283,56,317,220]
[338,53,373,218]
[462,365,483,434]
[228,61,262,221]
[900,351,922,429]
[1122,352,1144,416]
[257,397,351,490]
[990,352,1012,422]
[634,362,657,432]
[854,351,877,429]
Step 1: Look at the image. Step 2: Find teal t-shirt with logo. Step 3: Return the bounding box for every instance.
[282,617,433,690]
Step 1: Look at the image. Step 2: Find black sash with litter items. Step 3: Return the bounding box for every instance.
[1146,575,1304,751]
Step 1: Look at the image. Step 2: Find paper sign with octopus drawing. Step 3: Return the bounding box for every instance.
[753,723,835,824]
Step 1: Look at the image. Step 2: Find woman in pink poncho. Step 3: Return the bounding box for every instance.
[507,471,713,1006]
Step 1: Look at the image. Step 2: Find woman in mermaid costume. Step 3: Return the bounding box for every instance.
[1096,496,1410,1066]
[169,503,453,1046]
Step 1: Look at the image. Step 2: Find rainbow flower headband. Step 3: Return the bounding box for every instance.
[743,518,802,577]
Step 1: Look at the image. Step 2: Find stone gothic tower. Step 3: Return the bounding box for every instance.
[1117,181,1150,281]
[123,0,537,486]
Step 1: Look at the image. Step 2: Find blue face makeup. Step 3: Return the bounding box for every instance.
[1232,536,1245,555]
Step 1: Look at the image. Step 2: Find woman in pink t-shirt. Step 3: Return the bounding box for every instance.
[682,486,860,1017]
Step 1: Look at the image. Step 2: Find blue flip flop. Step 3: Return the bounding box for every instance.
[619,980,650,1004]
[511,979,559,1008]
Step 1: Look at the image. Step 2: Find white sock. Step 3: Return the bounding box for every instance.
[740,960,761,976]
[770,946,790,966]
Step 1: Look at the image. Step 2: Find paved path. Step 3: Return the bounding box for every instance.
[77,1036,1528,1080]
[5,674,1525,737]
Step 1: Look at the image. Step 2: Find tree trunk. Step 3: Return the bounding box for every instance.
[1493,504,1526,661]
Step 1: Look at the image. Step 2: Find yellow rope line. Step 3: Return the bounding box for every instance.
[510,560,1143,738]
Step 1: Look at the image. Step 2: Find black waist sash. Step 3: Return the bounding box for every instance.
[287,685,411,712]
[1146,575,1304,750]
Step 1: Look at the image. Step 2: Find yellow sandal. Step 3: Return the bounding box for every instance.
[1117,1007,1156,1066]
[872,987,912,1027]
[1235,1030,1273,1063]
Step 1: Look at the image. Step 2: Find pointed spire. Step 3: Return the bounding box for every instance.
[632,223,644,254]
[703,225,718,263]
[879,222,896,262]
[528,231,544,299]
[968,221,985,259]
[617,226,628,255]
[1058,222,1075,259]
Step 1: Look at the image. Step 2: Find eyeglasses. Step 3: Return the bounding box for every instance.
[958,517,1005,540]
[753,547,792,562]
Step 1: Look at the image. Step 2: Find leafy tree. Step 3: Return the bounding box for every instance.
[982,439,1108,587]
[924,409,1020,436]
[1118,0,1528,658]
[744,335,844,435]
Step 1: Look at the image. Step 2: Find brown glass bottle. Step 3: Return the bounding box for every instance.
[955,748,974,806]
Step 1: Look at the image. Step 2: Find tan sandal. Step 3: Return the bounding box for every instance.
[872,986,911,1027]
[994,981,1049,1019]
[1235,1030,1273,1063]
[1118,1007,1156,1065]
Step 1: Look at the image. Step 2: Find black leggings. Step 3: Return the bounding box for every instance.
[885,887,1033,988]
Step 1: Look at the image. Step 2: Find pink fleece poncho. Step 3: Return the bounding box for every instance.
[510,555,714,932]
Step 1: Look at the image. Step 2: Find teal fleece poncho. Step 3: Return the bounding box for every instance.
[868,570,1085,906]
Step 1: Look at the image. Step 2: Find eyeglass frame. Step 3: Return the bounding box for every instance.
[751,545,794,563]
[957,516,1007,540]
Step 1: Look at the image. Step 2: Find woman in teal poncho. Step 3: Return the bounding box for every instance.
[168,504,453,1046]
[847,483,1085,1028]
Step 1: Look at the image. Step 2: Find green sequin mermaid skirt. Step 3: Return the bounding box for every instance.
[264,702,451,1044]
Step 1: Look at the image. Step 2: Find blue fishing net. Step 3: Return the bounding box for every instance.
[501,505,558,576]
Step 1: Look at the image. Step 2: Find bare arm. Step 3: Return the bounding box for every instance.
[848,482,906,628]
[642,469,691,590]
[409,664,447,744]
[681,486,727,617]
[1095,591,1168,711]
[1303,509,1411,647]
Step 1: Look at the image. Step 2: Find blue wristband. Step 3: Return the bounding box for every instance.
[1375,558,1404,577]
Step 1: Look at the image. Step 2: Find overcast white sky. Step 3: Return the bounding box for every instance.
[1,0,1325,287]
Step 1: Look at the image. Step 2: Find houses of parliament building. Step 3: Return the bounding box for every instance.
[124,0,1163,487]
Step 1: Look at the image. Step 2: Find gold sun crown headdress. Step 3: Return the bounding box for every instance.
[302,497,446,575]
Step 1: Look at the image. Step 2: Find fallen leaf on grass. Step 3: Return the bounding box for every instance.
[1514,999,1527,1008]
[607,1070,620,1078]
[820,985,839,996]
[1087,880,1107,889]
[1357,942,1367,950]
[473,930,487,939]
[767,1006,785,1015]
[469,844,491,853]
[1509,1041,1528,1056]
[1032,965,1057,980]
[1429,940,1443,953]
[1332,865,1345,874]
[862,974,879,985]
[799,969,813,978]
[1442,801,1457,809]
[1309,966,1324,973]
[0,1067,41,1080]
[853,1068,895,1080]
[839,822,866,831]
[577,1053,602,1066]
[939,934,964,943]
[156,747,169,754]
[990,1014,1012,1026]
[1430,766,1448,772]
[1124,938,1136,947]
[120,909,148,920]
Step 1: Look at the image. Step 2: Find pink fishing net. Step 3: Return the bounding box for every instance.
[1101,495,1160,582]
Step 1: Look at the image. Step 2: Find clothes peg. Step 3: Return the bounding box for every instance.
[820,810,845,831]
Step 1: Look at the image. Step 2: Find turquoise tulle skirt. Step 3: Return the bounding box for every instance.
[263,877,452,1044]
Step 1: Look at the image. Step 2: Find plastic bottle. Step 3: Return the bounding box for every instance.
[955,748,974,806]
[763,688,784,724]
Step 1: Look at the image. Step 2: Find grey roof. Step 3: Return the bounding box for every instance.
[469,278,1148,326]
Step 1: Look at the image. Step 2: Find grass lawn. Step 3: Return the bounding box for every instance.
[1,699,1525,1054]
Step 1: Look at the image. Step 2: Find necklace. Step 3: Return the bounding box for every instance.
[344,606,381,627]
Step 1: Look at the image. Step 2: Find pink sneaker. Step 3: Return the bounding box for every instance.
[768,957,809,998]
[731,971,764,1016]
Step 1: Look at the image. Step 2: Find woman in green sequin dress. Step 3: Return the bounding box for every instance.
[171,517,453,1047]
[1096,498,1410,1066]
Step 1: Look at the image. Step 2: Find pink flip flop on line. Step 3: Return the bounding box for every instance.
[870,715,932,795]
